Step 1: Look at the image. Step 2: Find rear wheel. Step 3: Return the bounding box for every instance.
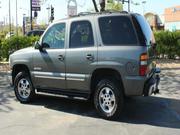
[14,72,35,103]
[94,79,124,119]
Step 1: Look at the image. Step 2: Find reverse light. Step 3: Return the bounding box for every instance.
[139,53,148,76]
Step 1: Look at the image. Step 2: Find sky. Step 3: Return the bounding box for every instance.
[0,0,179,26]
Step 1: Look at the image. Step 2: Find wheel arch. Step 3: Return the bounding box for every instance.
[90,68,125,97]
[12,64,31,85]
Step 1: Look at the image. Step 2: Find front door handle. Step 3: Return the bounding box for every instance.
[86,54,94,61]
[58,55,64,61]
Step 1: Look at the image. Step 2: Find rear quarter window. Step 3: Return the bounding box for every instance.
[98,16,138,46]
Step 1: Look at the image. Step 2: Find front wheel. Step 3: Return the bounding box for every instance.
[94,79,124,119]
[14,72,35,103]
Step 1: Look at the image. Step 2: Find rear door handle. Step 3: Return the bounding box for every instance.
[86,54,94,61]
[58,55,64,61]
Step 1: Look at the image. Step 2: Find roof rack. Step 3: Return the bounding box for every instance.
[70,10,129,18]
[78,12,95,16]
[102,10,129,14]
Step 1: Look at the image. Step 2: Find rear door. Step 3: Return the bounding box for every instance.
[65,19,97,92]
[97,15,140,76]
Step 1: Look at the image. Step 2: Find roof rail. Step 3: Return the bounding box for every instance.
[70,10,129,18]
[78,12,94,16]
[102,10,129,14]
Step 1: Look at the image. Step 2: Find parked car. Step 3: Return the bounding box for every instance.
[9,11,160,119]
[26,30,44,37]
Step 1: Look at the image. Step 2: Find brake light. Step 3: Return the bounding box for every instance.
[140,53,148,76]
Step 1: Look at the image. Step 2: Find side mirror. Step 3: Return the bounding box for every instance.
[35,41,50,51]
[42,43,50,48]
[34,41,42,50]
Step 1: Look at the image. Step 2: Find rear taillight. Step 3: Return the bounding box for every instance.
[139,53,148,76]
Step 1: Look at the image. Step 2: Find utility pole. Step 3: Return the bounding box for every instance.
[142,1,146,15]
[46,5,50,24]
[16,0,18,36]
[9,0,11,36]
[122,0,130,12]
[128,0,130,12]
[23,14,26,35]
[30,0,33,30]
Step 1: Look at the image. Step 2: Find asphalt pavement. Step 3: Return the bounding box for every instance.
[0,69,180,135]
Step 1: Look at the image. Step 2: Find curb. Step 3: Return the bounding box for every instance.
[0,71,11,76]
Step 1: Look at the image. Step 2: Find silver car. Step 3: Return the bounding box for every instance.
[9,12,160,119]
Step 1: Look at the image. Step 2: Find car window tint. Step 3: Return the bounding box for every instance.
[99,16,138,45]
[70,21,94,48]
[42,23,66,49]
[135,15,155,45]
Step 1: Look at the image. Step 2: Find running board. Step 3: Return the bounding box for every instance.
[35,89,90,101]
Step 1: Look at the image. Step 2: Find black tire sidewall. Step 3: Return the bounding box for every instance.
[14,72,35,103]
[94,79,124,119]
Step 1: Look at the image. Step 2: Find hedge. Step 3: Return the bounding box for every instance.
[0,31,180,61]
[0,36,39,60]
[154,31,180,59]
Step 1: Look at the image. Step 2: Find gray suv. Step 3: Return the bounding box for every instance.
[9,12,160,119]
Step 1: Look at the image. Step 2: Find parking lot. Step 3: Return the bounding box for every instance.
[0,69,180,135]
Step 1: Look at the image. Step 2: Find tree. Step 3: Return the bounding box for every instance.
[92,0,99,12]
[92,0,123,12]
[106,0,123,11]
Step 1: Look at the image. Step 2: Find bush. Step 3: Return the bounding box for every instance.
[154,31,180,59]
[0,36,39,60]
[0,31,180,61]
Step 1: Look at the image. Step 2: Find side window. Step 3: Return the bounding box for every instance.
[70,21,94,48]
[99,16,137,45]
[42,23,66,49]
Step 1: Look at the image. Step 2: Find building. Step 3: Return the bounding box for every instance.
[144,12,164,30]
[164,5,180,31]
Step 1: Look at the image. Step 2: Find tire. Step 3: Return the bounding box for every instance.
[14,72,35,103]
[94,78,124,120]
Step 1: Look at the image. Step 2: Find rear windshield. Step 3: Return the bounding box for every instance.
[133,15,155,45]
[98,16,138,46]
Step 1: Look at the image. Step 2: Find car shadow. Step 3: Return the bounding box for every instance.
[30,94,180,129]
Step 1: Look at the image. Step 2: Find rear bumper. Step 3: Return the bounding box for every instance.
[123,68,160,96]
[143,68,160,96]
